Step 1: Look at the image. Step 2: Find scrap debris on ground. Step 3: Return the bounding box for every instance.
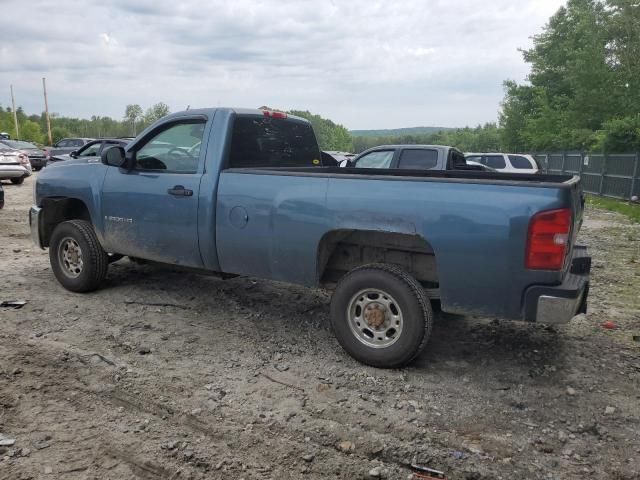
[1,176,639,479]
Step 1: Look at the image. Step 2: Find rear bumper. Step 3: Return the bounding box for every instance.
[523,245,590,324]
[0,166,28,179]
[29,205,44,249]
[29,157,47,168]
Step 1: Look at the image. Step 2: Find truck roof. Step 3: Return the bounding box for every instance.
[364,144,454,150]
[162,108,311,125]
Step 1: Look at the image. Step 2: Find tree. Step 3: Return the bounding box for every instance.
[499,0,640,152]
[143,102,171,125]
[19,120,44,143]
[51,126,72,144]
[288,110,354,151]
[124,104,143,136]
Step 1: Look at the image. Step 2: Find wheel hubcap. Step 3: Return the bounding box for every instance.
[347,289,403,348]
[58,237,84,278]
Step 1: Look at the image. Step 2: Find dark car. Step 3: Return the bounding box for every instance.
[0,140,47,171]
[347,145,495,172]
[47,138,134,164]
[0,183,4,209]
[44,138,93,162]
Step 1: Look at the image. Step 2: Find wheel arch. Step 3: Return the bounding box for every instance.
[40,197,93,247]
[316,229,439,291]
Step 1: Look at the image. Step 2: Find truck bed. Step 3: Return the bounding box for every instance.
[225,166,579,188]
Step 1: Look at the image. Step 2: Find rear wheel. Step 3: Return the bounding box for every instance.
[49,220,108,292]
[330,263,432,368]
[10,177,24,185]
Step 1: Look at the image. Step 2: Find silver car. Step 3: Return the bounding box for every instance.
[0,144,31,184]
[0,140,47,171]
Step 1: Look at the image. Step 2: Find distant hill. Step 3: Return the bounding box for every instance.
[349,126,456,137]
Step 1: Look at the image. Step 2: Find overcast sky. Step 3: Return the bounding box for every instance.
[0,0,565,130]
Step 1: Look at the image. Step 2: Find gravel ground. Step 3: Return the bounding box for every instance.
[1,174,639,480]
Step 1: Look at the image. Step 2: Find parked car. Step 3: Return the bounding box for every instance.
[0,139,47,171]
[0,132,10,140]
[44,138,93,162]
[465,153,541,174]
[0,144,31,184]
[47,138,134,164]
[30,107,590,368]
[348,145,496,172]
[0,183,4,208]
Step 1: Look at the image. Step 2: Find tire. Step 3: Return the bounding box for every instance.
[49,220,108,292]
[10,176,24,185]
[330,263,433,368]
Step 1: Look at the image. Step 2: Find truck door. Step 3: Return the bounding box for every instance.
[100,118,207,267]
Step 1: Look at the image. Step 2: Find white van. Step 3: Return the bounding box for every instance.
[465,153,541,174]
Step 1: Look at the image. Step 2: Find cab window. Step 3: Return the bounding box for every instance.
[135,121,205,173]
[508,155,534,169]
[353,150,394,169]
[484,155,507,169]
[398,149,438,169]
[78,142,101,157]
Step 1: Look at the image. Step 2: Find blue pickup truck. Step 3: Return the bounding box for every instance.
[30,108,590,368]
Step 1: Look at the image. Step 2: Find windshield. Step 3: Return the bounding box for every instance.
[2,140,38,149]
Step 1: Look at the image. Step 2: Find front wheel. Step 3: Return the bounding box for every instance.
[49,220,108,292]
[10,177,24,185]
[330,263,433,368]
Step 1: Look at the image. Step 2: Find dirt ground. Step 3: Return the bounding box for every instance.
[1,174,639,480]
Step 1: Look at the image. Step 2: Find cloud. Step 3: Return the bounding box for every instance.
[0,0,565,129]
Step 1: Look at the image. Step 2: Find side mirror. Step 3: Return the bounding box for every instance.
[340,159,354,168]
[101,146,127,168]
[69,150,78,158]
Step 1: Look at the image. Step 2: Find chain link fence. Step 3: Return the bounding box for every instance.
[533,153,640,200]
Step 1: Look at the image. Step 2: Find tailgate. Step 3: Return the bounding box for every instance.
[569,176,585,251]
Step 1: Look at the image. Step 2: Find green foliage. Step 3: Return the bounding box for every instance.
[144,102,171,125]
[592,115,640,152]
[20,120,45,144]
[350,126,454,137]
[288,110,353,152]
[351,123,502,153]
[0,102,174,144]
[500,0,640,153]
[586,194,640,222]
[51,126,72,144]
[124,104,143,136]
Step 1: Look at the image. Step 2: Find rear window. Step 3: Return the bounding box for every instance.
[398,149,438,169]
[484,155,507,169]
[228,116,321,168]
[508,155,534,169]
[2,140,37,149]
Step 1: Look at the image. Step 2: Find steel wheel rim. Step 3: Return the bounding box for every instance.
[347,288,403,348]
[58,237,84,278]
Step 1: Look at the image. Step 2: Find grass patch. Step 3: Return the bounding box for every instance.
[586,194,640,222]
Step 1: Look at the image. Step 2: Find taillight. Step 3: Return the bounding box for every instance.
[263,110,287,119]
[526,208,572,270]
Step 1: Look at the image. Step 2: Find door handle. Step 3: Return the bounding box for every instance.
[167,185,193,197]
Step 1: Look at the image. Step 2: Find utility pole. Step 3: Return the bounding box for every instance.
[10,85,19,139]
[42,77,53,146]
